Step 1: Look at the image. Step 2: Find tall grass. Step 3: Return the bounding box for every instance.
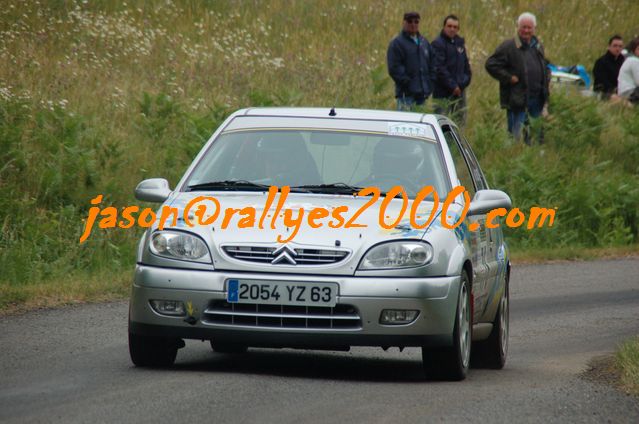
[617,337,639,396]
[1,0,638,308]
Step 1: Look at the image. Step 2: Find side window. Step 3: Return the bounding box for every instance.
[458,133,488,190]
[442,125,476,198]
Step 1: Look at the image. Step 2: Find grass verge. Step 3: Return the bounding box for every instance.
[0,270,131,316]
[586,337,639,399]
[616,337,639,397]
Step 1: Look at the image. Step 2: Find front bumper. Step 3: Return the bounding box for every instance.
[129,264,461,348]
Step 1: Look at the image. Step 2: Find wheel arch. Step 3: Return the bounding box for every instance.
[462,259,473,290]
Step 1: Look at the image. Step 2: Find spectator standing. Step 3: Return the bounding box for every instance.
[432,15,472,126]
[387,12,435,111]
[593,35,625,99]
[485,12,550,144]
[617,37,639,105]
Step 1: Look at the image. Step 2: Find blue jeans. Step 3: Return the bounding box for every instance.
[397,94,426,111]
[507,94,545,145]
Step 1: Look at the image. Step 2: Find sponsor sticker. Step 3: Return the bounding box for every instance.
[387,123,435,140]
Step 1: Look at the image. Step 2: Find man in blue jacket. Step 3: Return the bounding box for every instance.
[387,12,435,111]
[432,15,472,126]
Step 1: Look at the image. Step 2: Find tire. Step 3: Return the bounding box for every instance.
[129,332,180,367]
[422,270,471,381]
[210,341,248,354]
[471,275,509,369]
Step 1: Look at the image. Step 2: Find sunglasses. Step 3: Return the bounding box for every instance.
[406,19,420,24]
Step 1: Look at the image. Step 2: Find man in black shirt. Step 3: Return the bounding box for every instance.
[593,35,625,99]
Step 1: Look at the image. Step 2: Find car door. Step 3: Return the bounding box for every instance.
[456,132,505,321]
[441,125,490,324]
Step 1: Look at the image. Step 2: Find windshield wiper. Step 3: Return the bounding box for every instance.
[186,180,270,192]
[292,183,367,195]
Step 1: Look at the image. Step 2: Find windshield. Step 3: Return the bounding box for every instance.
[184,129,449,198]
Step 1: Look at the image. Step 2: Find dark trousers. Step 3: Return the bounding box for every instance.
[507,94,545,145]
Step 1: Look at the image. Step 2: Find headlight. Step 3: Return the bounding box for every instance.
[358,241,433,270]
[149,231,211,263]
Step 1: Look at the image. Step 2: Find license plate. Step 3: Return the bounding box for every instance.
[226,279,338,307]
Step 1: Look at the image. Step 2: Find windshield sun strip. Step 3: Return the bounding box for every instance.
[218,127,438,143]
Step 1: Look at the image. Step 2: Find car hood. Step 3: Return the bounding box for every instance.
[139,191,461,276]
[166,191,439,249]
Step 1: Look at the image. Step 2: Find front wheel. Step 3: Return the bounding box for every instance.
[422,270,471,381]
[129,332,182,367]
[472,275,509,369]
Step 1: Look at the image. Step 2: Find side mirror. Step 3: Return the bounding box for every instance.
[468,189,512,216]
[135,178,172,203]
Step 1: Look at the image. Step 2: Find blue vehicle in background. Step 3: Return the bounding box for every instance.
[548,64,593,95]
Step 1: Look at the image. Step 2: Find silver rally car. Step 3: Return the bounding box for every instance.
[129,107,512,380]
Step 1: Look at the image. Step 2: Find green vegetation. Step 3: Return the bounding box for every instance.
[616,337,639,397]
[1,0,638,311]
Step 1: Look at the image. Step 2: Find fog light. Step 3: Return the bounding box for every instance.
[150,300,186,316]
[380,309,419,325]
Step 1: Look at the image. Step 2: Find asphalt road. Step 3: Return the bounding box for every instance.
[1,258,639,423]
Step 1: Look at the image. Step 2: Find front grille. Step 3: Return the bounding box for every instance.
[294,248,349,264]
[223,246,275,263]
[222,245,349,265]
[202,300,361,330]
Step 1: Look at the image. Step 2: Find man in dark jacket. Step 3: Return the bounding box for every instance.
[485,12,550,144]
[432,15,472,126]
[387,12,435,111]
[593,35,625,99]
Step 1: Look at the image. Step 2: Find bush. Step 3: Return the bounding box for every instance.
[473,92,639,249]
[0,94,228,287]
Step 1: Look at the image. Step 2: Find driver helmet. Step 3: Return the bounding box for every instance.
[255,131,319,184]
[371,138,425,179]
